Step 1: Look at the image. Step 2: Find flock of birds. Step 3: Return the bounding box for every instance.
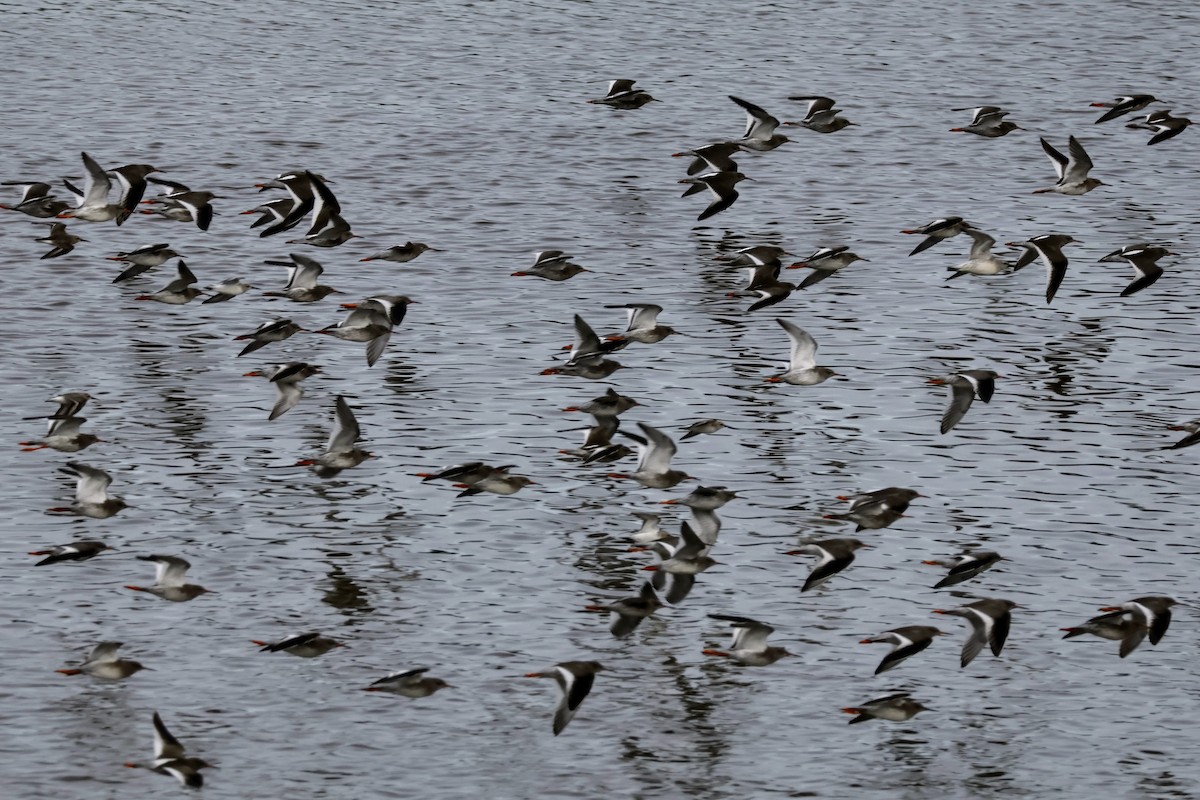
[7,78,1197,788]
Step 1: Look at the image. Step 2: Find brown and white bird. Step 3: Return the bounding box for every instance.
[0,180,72,217]
[252,632,344,658]
[933,599,1017,668]
[1006,234,1077,303]
[262,253,340,302]
[602,303,676,345]
[20,414,100,453]
[785,95,856,133]
[588,79,656,109]
[1092,94,1160,123]
[134,260,202,304]
[786,246,867,289]
[1061,610,1148,658]
[842,693,929,724]
[295,396,373,477]
[1099,596,1176,649]
[511,250,591,281]
[34,221,85,259]
[55,642,146,681]
[1127,109,1191,145]
[63,151,155,223]
[585,582,665,638]
[949,105,1020,137]
[243,362,321,420]
[1034,137,1104,195]
[56,641,147,680]
[524,661,606,735]
[861,626,944,674]
[928,370,998,434]
[923,550,1002,588]
[127,555,211,602]
[234,318,304,357]
[124,712,214,789]
[680,419,729,441]
[611,422,690,489]
[672,142,743,175]
[787,538,867,592]
[363,667,452,697]
[765,320,836,385]
[679,170,750,220]
[29,540,112,566]
[902,216,972,257]
[728,95,789,151]
[318,295,415,367]
[703,614,791,666]
[48,462,126,518]
[359,242,440,263]
[1099,243,1171,297]
[109,243,181,282]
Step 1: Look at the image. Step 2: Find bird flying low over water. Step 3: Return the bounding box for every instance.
[928,369,998,434]
[524,661,606,735]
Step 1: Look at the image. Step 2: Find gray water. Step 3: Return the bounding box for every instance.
[4,0,1200,797]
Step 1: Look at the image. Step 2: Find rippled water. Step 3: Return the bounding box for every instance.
[5,0,1200,797]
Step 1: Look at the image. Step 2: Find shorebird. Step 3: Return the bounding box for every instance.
[611,422,690,489]
[842,693,929,724]
[109,243,180,282]
[765,319,835,385]
[787,538,867,591]
[929,369,998,434]
[934,599,1017,668]
[585,582,664,638]
[56,641,147,680]
[703,614,791,666]
[1092,94,1160,123]
[1034,137,1104,195]
[1006,234,1077,303]
[318,295,415,367]
[1166,420,1200,450]
[143,177,216,230]
[1061,611,1147,658]
[29,540,112,566]
[524,661,606,735]
[512,250,590,281]
[243,362,321,420]
[602,303,675,345]
[127,555,211,602]
[454,472,536,497]
[825,487,921,531]
[62,151,155,223]
[296,396,373,477]
[252,633,345,658]
[902,217,972,256]
[945,229,1013,280]
[785,95,855,132]
[202,277,253,304]
[679,170,750,220]
[588,79,656,109]
[234,318,304,357]
[134,260,202,304]
[680,419,729,440]
[672,142,742,175]
[360,242,440,262]
[1128,109,1191,145]
[562,387,639,417]
[861,626,944,674]
[49,462,126,518]
[363,667,452,697]
[949,105,1020,137]
[124,712,214,789]
[923,550,1002,588]
[262,253,340,302]
[786,246,867,289]
[0,180,72,217]
[34,221,84,259]
[1099,243,1171,296]
[728,95,789,150]
[1100,597,1176,648]
[20,414,99,453]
